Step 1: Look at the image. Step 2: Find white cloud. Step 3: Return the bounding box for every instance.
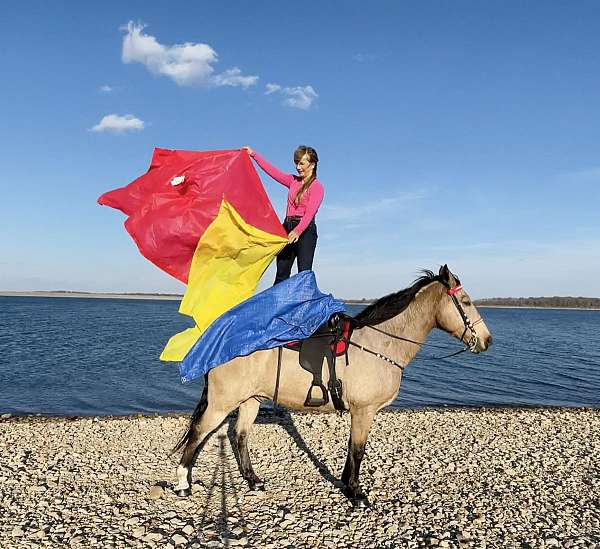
[352,53,375,63]
[121,21,258,88]
[320,191,427,222]
[310,236,600,300]
[213,67,258,88]
[265,83,281,95]
[90,114,145,134]
[265,83,318,110]
[560,167,600,181]
[282,85,318,110]
[99,85,113,93]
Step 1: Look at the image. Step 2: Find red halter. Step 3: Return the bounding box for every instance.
[447,285,463,296]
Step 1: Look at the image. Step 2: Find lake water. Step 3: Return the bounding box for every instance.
[0,297,598,416]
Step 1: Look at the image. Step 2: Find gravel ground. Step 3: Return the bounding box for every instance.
[1,408,599,549]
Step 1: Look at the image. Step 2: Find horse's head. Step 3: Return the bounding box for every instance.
[434,265,492,353]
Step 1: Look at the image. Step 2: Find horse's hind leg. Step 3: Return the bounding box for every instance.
[174,399,235,497]
[341,407,375,507]
[234,398,264,490]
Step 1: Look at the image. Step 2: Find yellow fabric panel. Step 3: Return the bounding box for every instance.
[160,199,287,362]
[159,327,201,362]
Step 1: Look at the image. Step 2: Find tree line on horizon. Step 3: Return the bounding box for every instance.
[474,297,600,309]
[20,292,600,309]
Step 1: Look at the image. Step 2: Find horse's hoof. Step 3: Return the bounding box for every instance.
[249,481,265,491]
[174,487,192,498]
[342,487,370,508]
[351,495,370,509]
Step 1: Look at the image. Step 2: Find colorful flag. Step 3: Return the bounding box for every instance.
[179,270,346,383]
[98,149,288,360]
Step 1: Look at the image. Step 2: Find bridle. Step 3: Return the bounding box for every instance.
[446,284,484,353]
[349,283,485,368]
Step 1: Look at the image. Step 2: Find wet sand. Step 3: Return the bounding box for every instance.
[1,408,598,548]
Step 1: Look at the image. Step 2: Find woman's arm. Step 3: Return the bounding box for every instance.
[294,181,324,236]
[243,147,294,188]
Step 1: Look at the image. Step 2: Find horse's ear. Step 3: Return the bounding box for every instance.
[439,264,450,283]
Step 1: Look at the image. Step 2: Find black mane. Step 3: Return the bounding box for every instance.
[352,270,442,327]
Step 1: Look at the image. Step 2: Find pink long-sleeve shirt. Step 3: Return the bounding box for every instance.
[250,151,324,236]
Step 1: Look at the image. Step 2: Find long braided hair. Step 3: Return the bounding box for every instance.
[293,145,319,205]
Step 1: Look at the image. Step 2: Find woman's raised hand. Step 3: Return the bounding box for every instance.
[242,145,254,156]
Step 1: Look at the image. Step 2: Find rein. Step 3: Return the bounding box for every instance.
[351,284,484,368]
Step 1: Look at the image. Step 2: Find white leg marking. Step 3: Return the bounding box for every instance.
[175,465,189,490]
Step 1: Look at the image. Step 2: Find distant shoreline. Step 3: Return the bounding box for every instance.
[477,305,600,311]
[1,291,600,310]
[0,292,376,304]
[0,291,183,301]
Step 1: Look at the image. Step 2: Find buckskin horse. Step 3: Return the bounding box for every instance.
[172,265,492,506]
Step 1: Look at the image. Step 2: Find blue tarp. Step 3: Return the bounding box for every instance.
[179,270,346,383]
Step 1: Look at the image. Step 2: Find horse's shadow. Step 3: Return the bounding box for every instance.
[155,408,339,534]
[226,407,338,487]
[194,432,243,534]
[190,408,339,532]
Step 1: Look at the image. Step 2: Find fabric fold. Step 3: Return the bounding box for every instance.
[179,270,346,383]
[161,199,287,361]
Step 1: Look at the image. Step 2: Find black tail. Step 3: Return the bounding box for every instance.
[171,374,209,454]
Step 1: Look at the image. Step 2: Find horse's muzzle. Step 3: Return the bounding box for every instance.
[475,335,492,353]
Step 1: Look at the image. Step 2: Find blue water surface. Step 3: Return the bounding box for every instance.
[0,297,598,415]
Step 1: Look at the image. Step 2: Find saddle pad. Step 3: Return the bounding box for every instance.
[285,317,353,357]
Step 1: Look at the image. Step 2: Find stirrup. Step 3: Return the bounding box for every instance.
[304,383,329,407]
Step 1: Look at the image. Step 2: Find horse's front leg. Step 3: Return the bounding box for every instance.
[341,407,375,507]
[234,398,264,491]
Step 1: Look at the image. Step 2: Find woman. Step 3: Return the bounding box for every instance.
[243,145,324,284]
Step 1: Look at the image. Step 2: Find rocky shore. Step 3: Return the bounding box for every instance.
[1,408,599,548]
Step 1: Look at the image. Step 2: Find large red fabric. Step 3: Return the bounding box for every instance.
[98,149,286,283]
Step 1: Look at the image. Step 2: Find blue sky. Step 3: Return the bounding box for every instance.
[1,1,599,299]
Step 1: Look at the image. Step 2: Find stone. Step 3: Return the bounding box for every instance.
[0,410,598,549]
[148,485,164,500]
[132,526,146,538]
[30,529,47,540]
[171,533,187,546]
[143,532,164,542]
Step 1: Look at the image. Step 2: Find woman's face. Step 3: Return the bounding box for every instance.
[296,154,314,180]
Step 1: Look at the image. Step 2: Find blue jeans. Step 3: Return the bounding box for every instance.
[274,216,318,284]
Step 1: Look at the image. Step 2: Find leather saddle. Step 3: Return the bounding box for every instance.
[281,313,353,411]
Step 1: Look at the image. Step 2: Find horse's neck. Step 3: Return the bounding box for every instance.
[367,282,441,364]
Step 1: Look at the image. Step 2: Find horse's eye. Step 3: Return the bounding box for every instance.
[462,299,472,306]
